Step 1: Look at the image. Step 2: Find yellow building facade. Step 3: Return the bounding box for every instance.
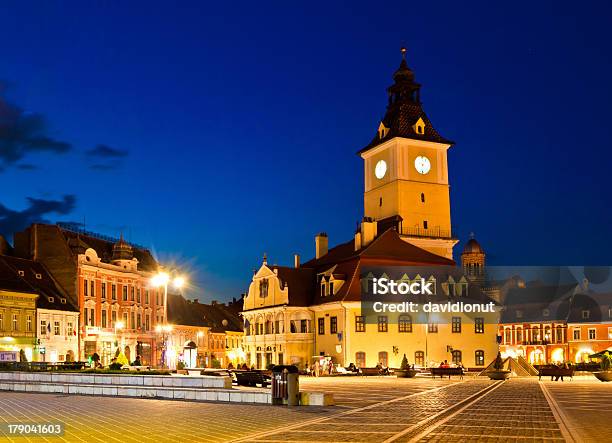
[0,290,37,360]
[242,50,499,371]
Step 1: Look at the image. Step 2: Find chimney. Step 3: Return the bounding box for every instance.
[294,253,300,268]
[360,217,378,248]
[315,233,328,259]
[354,230,362,251]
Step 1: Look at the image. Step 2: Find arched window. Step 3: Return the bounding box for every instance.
[415,351,425,367]
[259,279,269,298]
[451,350,462,365]
[378,351,388,367]
[475,350,485,366]
[355,352,366,368]
[398,314,412,333]
[420,193,425,203]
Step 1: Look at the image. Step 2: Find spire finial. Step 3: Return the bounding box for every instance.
[400,46,407,61]
[263,252,267,265]
[469,232,475,240]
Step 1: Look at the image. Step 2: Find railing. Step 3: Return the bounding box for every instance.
[400,226,454,239]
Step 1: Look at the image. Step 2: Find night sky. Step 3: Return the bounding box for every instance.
[1,1,611,302]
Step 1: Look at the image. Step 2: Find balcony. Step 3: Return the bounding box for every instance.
[400,226,454,240]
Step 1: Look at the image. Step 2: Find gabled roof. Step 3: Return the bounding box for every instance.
[272,229,456,307]
[501,283,577,323]
[0,255,78,312]
[567,292,612,323]
[168,292,242,332]
[61,228,158,271]
[303,229,454,269]
[267,265,314,307]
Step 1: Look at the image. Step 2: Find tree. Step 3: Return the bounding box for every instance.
[400,354,409,370]
[116,352,129,367]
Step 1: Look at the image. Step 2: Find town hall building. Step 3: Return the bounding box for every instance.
[242,49,500,371]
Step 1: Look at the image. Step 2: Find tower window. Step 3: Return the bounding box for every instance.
[420,193,425,203]
[423,220,428,229]
[379,197,383,207]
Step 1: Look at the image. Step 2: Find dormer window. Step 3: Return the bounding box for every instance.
[35,273,42,279]
[543,309,550,317]
[17,270,25,277]
[412,117,425,135]
[582,310,590,319]
[378,122,389,139]
[48,297,54,303]
[329,281,334,295]
[60,298,67,304]
[320,283,326,297]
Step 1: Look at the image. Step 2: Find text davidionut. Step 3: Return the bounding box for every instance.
[370,277,495,314]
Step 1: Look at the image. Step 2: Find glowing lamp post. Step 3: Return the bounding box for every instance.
[155,324,173,368]
[115,320,125,351]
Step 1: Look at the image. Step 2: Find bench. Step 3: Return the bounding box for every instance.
[430,367,464,379]
[360,367,391,376]
[538,367,574,381]
[234,371,271,387]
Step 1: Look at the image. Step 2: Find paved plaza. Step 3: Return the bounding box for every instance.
[0,376,605,442]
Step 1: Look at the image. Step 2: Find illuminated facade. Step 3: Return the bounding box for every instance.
[499,284,612,364]
[14,224,165,366]
[242,51,500,370]
[0,254,79,363]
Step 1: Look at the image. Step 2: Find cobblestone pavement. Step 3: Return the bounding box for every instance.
[0,377,583,443]
[413,378,565,443]
[541,376,612,443]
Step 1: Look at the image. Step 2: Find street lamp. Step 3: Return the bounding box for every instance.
[151,270,187,324]
[155,324,173,368]
[115,320,125,349]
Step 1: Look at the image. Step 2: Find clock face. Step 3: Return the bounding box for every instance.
[375,160,387,179]
[414,156,431,174]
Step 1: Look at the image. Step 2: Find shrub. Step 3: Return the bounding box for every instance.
[601,352,612,371]
[400,354,409,370]
[211,358,221,369]
[109,363,123,370]
[177,361,185,370]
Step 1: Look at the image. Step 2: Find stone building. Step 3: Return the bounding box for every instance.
[167,293,244,369]
[0,254,79,362]
[13,223,165,365]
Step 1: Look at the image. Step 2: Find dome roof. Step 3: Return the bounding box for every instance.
[112,233,133,261]
[463,238,484,254]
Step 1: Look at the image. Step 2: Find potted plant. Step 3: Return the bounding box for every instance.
[594,351,612,382]
[395,354,418,378]
[488,352,511,380]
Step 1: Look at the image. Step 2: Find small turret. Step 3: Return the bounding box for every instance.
[461,233,485,284]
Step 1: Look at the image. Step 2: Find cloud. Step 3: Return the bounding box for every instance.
[16,163,37,170]
[0,88,72,170]
[85,144,128,170]
[86,144,128,158]
[0,195,77,240]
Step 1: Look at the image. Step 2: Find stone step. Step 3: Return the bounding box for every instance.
[0,380,271,404]
[0,371,231,389]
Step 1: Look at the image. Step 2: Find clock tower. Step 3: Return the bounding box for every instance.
[359,48,458,260]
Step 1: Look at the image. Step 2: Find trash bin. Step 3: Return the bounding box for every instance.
[271,365,299,405]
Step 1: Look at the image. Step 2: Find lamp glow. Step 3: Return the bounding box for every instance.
[151,272,170,287]
[173,276,186,289]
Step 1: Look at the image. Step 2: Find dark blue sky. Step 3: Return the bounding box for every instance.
[1,1,611,301]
